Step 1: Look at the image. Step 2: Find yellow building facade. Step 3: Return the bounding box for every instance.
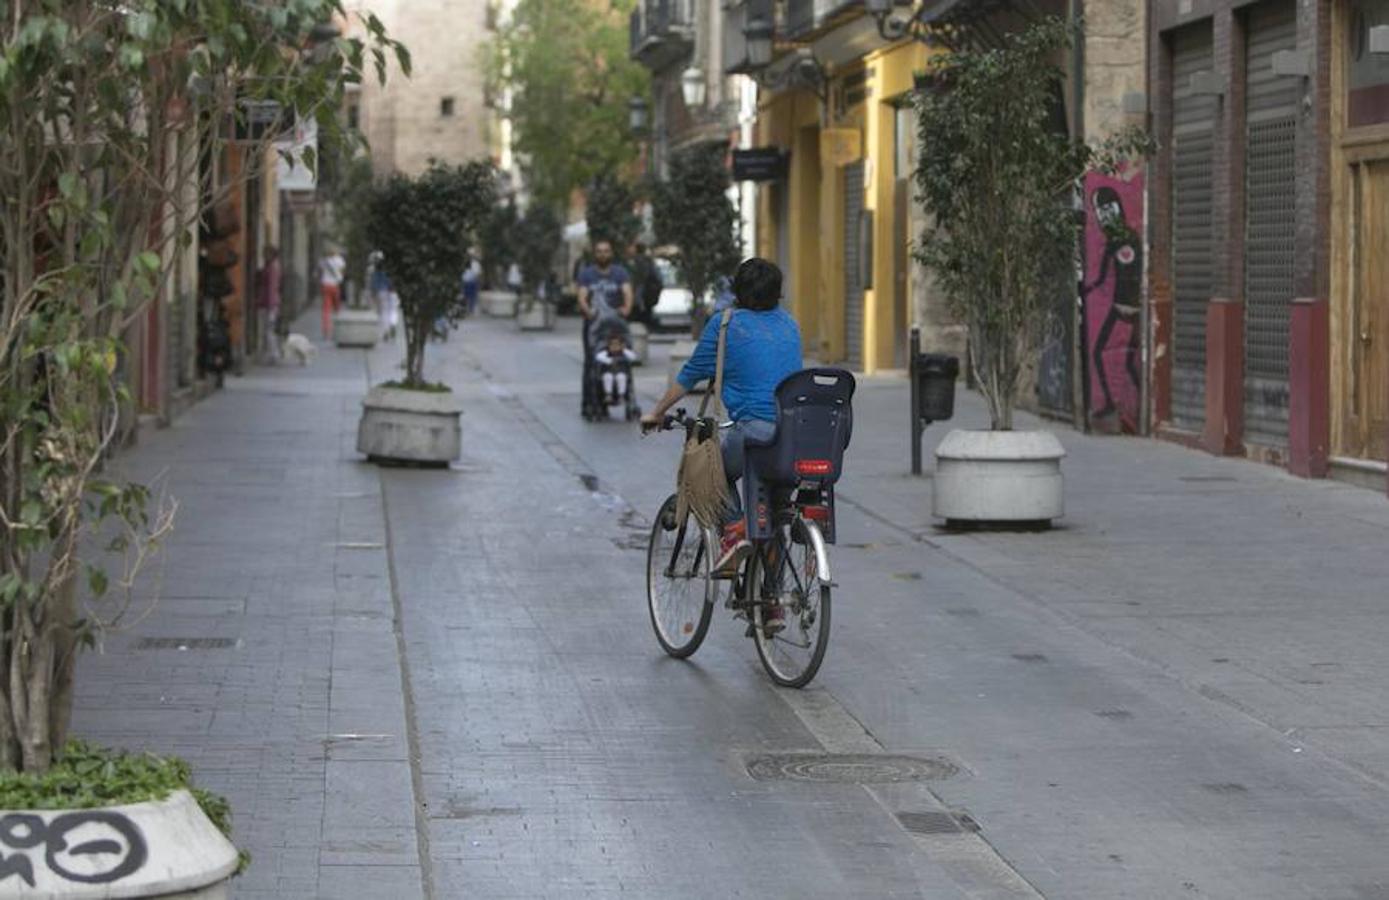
[754,39,930,373]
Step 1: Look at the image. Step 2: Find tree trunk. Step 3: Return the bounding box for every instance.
[47,576,80,757]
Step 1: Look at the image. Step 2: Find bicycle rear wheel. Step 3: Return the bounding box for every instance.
[646,494,715,658]
[750,519,831,688]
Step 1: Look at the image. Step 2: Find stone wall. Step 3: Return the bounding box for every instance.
[352,0,493,176]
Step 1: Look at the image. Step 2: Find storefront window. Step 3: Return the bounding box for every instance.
[1348,0,1389,127]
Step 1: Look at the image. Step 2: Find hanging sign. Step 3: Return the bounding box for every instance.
[820,128,860,167]
[731,148,789,182]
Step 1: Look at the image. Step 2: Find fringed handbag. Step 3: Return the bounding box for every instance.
[676,308,734,528]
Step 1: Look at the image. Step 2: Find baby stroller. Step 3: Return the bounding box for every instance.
[582,309,641,422]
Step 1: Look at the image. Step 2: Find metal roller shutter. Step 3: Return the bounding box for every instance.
[1171,24,1217,432]
[843,160,865,370]
[1243,0,1299,445]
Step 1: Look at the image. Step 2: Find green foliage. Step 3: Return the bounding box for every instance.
[331,155,378,304]
[488,0,648,208]
[379,379,453,393]
[913,18,1150,430]
[367,161,497,386]
[0,0,405,773]
[0,741,247,871]
[652,143,741,311]
[478,201,520,288]
[585,173,640,249]
[514,205,563,293]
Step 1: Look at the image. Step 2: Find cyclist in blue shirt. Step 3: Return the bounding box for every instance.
[642,258,802,573]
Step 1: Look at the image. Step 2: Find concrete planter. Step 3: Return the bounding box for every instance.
[357,385,464,465]
[629,322,649,366]
[516,298,555,331]
[332,308,380,348]
[480,290,518,318]
[933,429,1066,526]
[0,789,238,898]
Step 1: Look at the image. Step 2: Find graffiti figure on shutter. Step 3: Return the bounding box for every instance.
[1082,171,1145,432]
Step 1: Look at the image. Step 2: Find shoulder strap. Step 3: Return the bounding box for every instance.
[698,308,734,418]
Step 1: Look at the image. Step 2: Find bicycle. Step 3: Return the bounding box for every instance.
[643,368,855,688]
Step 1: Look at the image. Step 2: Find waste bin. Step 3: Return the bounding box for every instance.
[914,353,959,423]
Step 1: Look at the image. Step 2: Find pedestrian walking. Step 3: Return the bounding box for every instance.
[461,253,481,317]
[255,246,282,364]
[319,247,345,339]
[626,242,662,326]
[506,261,523,294]
[370,252,398,341]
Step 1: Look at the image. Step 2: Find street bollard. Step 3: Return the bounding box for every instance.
[909,326,960,475]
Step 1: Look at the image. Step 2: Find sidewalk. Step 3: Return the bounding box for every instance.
[837,372,1389,789]
[72,327,424,899]
[59,312,1389,899]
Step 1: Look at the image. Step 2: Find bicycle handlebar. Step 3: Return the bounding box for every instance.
[641,407,688,435]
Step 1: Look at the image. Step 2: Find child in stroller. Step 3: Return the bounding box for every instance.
[596,333,637,407]
[585,311,641,421]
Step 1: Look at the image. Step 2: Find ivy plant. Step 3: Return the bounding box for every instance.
[652,143,742,335]
[367,162,498,387]
[0,0,406,773]
[913,17,1150,430]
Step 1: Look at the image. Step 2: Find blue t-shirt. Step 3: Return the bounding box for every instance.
[577,264,630,312]
[678,307,803,423]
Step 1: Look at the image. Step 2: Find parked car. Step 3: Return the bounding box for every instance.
[650,256,708,332]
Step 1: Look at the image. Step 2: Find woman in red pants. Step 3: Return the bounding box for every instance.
[319,248,345,339]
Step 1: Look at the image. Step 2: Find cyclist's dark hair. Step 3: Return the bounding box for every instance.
[733,258,781,311]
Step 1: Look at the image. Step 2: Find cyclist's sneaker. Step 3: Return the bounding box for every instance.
[714,520,751,575]
[761,603,785,636]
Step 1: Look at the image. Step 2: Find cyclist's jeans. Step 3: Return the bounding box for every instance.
[719,418,776,527]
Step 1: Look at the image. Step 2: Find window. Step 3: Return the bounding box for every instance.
[440,97,455,117]
[346,103,360,130]
[893,102,916,180]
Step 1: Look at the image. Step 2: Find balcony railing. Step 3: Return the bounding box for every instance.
[782,0,861,41]
[723,0,775,74]
[629,0,695,70]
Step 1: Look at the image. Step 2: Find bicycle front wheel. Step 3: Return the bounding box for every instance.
[646,494,715,658]
[751,518,831,688]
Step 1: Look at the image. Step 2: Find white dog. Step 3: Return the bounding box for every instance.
[282,333,317,366]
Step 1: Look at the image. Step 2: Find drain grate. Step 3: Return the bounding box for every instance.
[137,637,237,650]
[1095,708,1133,720]
[1012,653,1048,663]
[1202,782,1248,794]
[1179,475,1237,483]
[745,752,958,784]
[897,810,980,835]
[945,608,982,617]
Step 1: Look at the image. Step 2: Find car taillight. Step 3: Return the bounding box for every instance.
[795,459,832,476]
[800,505,830,522]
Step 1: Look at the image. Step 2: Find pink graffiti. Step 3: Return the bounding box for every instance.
[1082,168,1145,433]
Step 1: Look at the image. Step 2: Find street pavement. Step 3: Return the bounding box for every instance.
[72,311,1389,899]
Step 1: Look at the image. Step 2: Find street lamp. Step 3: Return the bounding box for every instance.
[680,66,706,108]
[628,95,649,135]
[744,16,774,69]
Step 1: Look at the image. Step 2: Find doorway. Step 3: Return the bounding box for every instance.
[1343,154,1389,460]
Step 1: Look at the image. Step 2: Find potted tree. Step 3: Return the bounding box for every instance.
[515,206,562,331]
[330,155,382,348]
[477,200,519,317]
[652,143,741,386]
[914,18,1148,526]
[0,1,404,894]
[358,161,496,465]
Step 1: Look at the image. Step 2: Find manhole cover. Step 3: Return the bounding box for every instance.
[745,753,958,784]
[896,810,980,834]
[136,637,237,650]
